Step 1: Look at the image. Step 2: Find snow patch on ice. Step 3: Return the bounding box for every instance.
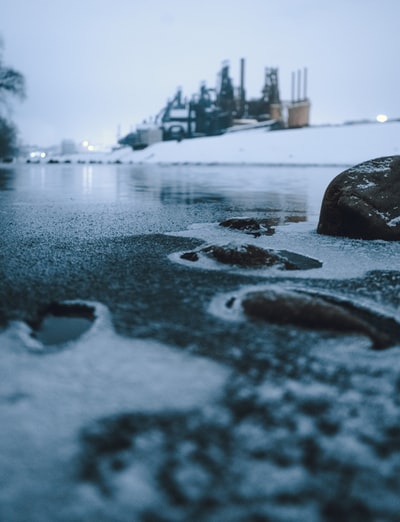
[1,300,229,416]
[0,300,230,519]
[169,220,400,280]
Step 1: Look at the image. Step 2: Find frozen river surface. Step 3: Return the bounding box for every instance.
[0,163,399,522]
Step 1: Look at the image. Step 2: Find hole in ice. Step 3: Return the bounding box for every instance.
[32,302,95,346]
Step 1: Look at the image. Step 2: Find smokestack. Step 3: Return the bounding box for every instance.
[291,71,295,104]
[240,58,245,100]
[303,67,308,100]
[297,69,301,102]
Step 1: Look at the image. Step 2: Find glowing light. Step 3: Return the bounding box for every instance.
[87,145,95,151]
[376,114,388,123]
[82,140,89,147]
[30,151,45,159]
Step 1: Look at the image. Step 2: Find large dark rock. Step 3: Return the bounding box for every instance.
[317,156,400,240]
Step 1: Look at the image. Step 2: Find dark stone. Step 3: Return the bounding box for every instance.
[180,251,199,262]
[241,287,396,349]
[180,244,322,270]
[219,217,276,236]
[278,250,322,270]
[202,244,277,268]
[317,156,400,240]
[179,244,263,267]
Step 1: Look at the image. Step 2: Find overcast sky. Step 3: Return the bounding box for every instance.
[1,0,399,147]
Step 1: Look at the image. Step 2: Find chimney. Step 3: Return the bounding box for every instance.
[303,67,308,100]
[297,69,301,102]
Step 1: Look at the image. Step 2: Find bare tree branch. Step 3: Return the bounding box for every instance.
[0,67,26,100]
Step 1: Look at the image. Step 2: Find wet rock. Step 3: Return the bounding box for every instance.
[203,244,276,268]
[219,217,276,236]
[277,250,322,270]
[241,287,397,349]
[180,251,199,262]
[317,156,400,240]
[181,244,322,270]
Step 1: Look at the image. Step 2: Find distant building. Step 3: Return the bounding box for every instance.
[61,139,77,155]
[119,60,311,150]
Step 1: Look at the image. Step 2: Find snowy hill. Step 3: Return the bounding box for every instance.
[45,120,400,167]
[112,120,399,166]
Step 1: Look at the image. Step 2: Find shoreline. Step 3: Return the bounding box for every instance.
[17,120,400,167]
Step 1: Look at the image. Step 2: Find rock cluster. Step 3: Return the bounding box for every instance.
[181,243,322,270]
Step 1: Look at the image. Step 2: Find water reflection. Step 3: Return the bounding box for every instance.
[82,166,94,195]
[128,164,334,222]
[0,163,338,222]
[0,167,16,191]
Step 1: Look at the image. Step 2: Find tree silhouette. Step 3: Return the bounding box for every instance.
[0,117,17,158]
[0,66,25,101]
[0,37,26,158]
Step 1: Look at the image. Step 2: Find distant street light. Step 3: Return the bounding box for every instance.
[376,114,388,123]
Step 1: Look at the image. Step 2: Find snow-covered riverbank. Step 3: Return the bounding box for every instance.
[49,120,400,167]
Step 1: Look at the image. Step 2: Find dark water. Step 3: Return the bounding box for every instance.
[0,163,338,237]
[0,162,338,213]
[0,162,335,204]
[34,315,93,345]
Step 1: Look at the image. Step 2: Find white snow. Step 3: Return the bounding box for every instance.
[348,155,394,173]
[357,180,377,189]
[45,120,400,166]
[121,121,399,166]
[0,301,229,421]
[169,219,400,281]
[0,301,229,517]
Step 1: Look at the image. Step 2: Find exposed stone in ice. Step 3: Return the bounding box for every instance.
[318,155,400,240]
